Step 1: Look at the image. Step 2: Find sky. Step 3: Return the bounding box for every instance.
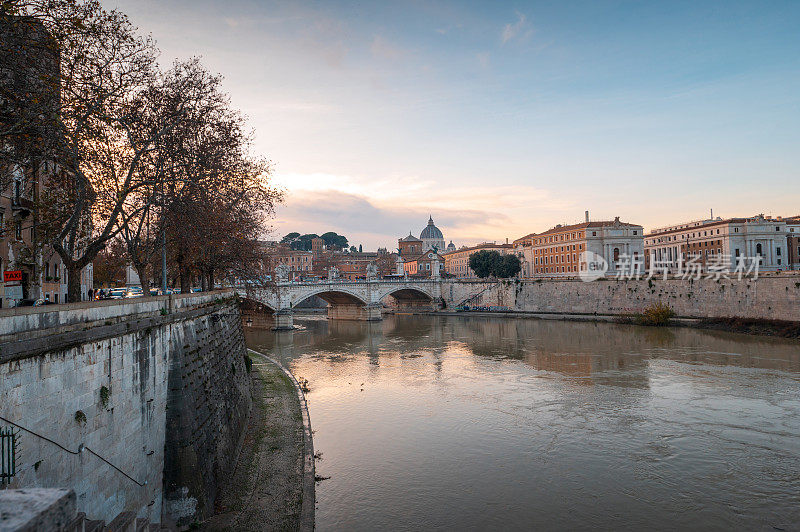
[106,0,800,250]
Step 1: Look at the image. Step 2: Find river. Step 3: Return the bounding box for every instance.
[245,314,800,531]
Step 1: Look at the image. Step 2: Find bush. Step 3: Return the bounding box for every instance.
[635,302,675,326]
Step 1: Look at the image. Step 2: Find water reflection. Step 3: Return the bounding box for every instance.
[248,315,800,376]
[246,315,800,531]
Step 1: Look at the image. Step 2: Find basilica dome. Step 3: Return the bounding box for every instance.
[420,216,446,252]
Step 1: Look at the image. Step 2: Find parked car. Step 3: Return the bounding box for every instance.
[108,288,127,299]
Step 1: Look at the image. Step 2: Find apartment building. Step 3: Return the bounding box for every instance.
[518,215,644,278]
[644,214,790,273]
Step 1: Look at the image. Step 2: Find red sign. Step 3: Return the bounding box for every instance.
[4,270,22,283]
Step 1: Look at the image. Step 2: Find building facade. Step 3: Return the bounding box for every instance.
[1,17,92,306]
[644,214,791,274]
[442,243,514,278]
[785,216,800,271]
[403,250,444,277]
[518,215,644,278]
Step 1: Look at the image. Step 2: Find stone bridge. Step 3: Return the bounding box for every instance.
[238,279,444,329]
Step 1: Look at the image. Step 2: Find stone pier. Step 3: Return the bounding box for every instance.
[273,308,294,330]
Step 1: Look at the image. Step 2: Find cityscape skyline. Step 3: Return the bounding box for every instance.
[106,0,800,248]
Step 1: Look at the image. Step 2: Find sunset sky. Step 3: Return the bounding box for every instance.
[107,0,800,250]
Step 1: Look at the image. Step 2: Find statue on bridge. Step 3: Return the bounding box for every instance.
[366,262,379,280]
[275,264,289,283]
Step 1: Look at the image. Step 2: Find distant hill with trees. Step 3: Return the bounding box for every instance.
[281,231,349,251]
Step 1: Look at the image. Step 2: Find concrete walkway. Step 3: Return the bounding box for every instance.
[202,351,312,531]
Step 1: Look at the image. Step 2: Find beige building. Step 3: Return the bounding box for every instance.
[517,214,644,278]
[644,214,791,273]
[442,242,515,278]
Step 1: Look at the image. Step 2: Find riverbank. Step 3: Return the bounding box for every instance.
[393,310,800,340]
[202,351,314,531]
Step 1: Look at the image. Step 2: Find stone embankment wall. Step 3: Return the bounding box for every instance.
[0,290,251,527]
[442,275,800,321]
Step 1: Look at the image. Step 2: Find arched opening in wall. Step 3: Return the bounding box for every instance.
[239,298,275,329]
[756,243,763,257]
[297,291,370,321]
[383,288,433,312]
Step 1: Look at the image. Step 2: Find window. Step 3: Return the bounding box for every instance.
[15,221,22,240]
[592,231,597,237]
[776,226,780,231]
[756,243,763,256]
[777,247,781,256]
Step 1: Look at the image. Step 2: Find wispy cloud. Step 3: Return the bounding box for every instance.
[501,12,532,45]
[271,172,576,247]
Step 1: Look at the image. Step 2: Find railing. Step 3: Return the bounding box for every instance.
[0,415,146,487]
[1,426,17,486]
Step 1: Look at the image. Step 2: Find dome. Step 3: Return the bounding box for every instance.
[420,216,444,240]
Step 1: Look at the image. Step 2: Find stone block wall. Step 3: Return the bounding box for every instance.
[163,308,251,527]
[0,290,250,526]
[443,276,800,321]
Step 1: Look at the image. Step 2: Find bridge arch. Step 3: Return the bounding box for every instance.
[239,297,277,328]
[379,286,435,311]
[239,297,276,313]
[291,288,368,309]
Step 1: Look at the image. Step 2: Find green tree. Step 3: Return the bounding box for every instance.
[495,254,522,278]
[320,231,348,249]
[469,250,501,278]
[281,232,300,244]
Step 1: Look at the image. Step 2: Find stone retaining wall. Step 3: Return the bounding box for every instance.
[0,290,251,527]
[443,275,800,321]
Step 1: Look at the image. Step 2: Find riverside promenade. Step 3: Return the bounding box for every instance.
[202,351,314,531]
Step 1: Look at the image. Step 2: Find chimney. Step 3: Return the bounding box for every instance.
[585,210,589,223]
[506,238,509,244]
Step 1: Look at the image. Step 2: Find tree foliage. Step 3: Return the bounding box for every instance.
[469,250,521,279]
[281,231,348,251]
[2,1,282,299]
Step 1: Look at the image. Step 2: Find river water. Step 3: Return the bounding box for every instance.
[245,315,800,531]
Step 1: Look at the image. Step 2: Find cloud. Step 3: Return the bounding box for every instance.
[476,52,490,69]
[501,12,532,45]
[274,189,511,248]
[270,172,578,248]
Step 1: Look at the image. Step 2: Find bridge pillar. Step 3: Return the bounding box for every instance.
[364,302,383,321]
[273,308,294,330]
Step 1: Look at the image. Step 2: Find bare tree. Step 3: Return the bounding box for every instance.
[12,0,172,301]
